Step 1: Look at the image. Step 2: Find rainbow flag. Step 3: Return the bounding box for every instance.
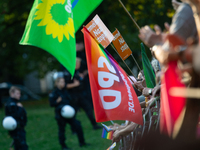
[101,123,113,132]
[102,127,114,140]
[107,142,116,150]
[83,27,143,125]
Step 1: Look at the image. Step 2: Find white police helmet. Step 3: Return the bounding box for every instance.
[2,116,17,130]
[53,72,64,80]
[61,105,75,118]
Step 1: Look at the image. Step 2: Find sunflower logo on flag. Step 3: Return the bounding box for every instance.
[34,0,75,43]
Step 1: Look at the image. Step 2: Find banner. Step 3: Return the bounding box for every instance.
[141,43,156,88]
[112,29,132,60]
[83,27,143,125]
[20,0,76,76]
[160,61,186,138]
[72,0,103,32]
[84,15,114,48]
[160,35,186,138]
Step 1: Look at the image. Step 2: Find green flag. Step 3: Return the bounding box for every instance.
[20,0,76,76]
[72,0,103,32]
[141,43,156,88]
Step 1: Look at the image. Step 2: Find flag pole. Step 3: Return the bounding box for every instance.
[111,43,137,80]
[84,26,137,83]
[110,120,115,125]
[131,54,142,71]
[118,0,142,71]
[118,0,140,30]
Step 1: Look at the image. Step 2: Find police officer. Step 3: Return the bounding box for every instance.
[75,41,94,107]
[62,58,101,130]
[49,77,87,150]
[5,86,28,150]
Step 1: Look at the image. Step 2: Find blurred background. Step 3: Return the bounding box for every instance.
[0,0,174,149]
[0,0,174,96]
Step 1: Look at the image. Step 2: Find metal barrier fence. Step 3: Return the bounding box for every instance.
[118,98,160,150]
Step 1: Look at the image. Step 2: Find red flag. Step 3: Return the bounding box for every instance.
[160,61,186,138]
[160,34,186,138]
[83,28,143,125]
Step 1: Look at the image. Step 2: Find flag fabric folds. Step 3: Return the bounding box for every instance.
[160,61,186,138]
[72,0,103,32]
[83,27,143,125]
[20,0,76,76]
[141,43,156,88]
[102,128,114,140]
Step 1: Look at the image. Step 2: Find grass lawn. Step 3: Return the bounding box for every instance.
[0,98,120,150]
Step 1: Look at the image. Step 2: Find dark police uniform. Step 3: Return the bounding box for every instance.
[63,69,100,129]
[49,87,85,149]
[76,47,93,106]
[5,97,28,150]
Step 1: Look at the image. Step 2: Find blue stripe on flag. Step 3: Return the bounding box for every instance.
[72,0,79,9]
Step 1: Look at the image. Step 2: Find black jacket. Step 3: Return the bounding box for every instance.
[5,98,27,129]
[49,88,72,119]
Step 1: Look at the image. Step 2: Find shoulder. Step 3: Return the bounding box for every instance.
[170,3,196,40]
[174,3,193,19]
[63,70,71,77]
[178,3,192,11]
[49,89,59,98]
[6,99,17,107]
[49,92,55,98]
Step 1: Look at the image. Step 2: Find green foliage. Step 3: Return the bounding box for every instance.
[0,0,174,83]
[77,0,174,75]
[0,0,59,83]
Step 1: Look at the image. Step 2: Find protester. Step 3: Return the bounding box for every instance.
[112,122,138,143]
[110,57,162,143]
[49,77,87,150]
[137,0,200,143]
[5,86,28,150]
[139,0,198,65]
[187,0,200,37]
[184,0,200,74]
[172,0,182,10]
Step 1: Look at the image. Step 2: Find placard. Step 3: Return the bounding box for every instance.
[112,29,132,60]
[84,15,114,48]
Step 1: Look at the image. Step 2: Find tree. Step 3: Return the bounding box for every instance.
[0,0,174,84]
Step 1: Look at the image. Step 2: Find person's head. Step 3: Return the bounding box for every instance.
[75,57,82,70]
[55,77,65,89]
[76,42,84,52]
[9,86,21,100]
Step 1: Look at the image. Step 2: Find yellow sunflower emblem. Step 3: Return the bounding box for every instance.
[34,0,74,43]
